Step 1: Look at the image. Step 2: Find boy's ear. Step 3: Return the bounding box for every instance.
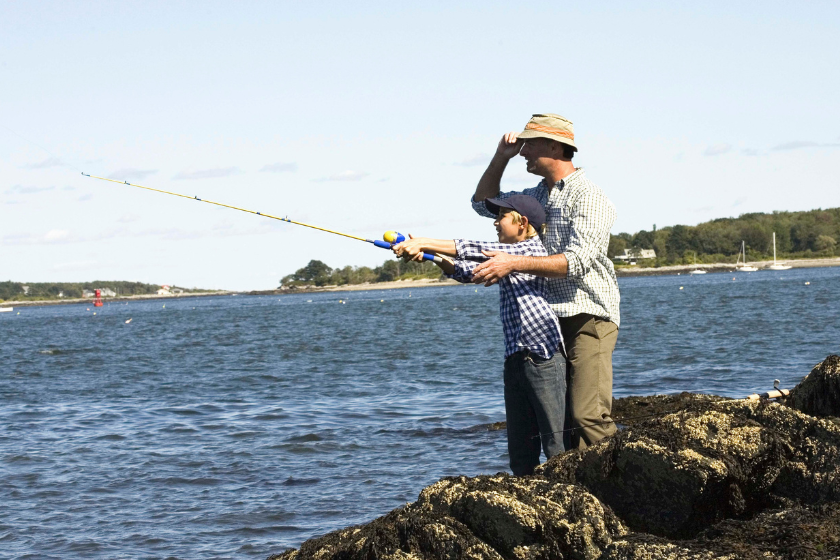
[520,216,529,231]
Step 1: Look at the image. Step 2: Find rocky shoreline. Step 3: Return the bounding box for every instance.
[268,356,840,560]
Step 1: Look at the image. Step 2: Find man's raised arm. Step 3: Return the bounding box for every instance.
[473,133,523,202]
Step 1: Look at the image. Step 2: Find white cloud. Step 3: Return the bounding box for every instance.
[21,157,65,169]
[53,260,98,271]
[741,148,762,156]
[260,162,298,173]
[108,168,158,180]
[314,170,370,182]
[5,185,55,195]
[1,229,78,246]
[78,194,93,202]
[772,140,840,151]
[44,229,70,241]
[703,143,732,156]
[118,213,140,223]
[173,167,241,180]
[454,153,492,167]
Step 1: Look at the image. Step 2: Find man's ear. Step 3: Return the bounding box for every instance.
[520,216,530,231]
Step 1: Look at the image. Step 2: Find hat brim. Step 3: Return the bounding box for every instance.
[483,197,510,217]
[518,129,577,151]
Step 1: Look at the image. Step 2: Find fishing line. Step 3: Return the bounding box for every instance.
[81,173,442,262]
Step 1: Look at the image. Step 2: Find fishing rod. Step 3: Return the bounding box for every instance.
[81,173,442,263]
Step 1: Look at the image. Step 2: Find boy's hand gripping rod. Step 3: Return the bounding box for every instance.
[81,173,442,263]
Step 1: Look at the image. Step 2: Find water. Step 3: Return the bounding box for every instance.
[1,267,838,559]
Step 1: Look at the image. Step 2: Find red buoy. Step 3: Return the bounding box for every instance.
[93,289,103,307]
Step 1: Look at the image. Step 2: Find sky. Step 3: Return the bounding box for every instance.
[2,1,838,290]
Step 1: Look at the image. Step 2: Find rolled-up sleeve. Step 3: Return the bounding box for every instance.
[564,190,616,279]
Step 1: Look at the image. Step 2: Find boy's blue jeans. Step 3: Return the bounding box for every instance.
[503,350,567,476]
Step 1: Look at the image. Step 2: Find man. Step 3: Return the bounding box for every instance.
[470,113,620,449]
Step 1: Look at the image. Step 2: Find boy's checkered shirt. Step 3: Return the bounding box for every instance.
[471,168,621,327]
[449,237,563,360]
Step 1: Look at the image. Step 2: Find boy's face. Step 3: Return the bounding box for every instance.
[494,210,528,244]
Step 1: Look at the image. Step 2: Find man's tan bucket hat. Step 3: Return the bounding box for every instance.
[517,113,577,151]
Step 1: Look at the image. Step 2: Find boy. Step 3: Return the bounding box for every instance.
[393,194,565,475]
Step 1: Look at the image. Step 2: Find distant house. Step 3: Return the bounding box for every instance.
[83,288,116,298]
[22,285,30,295]
[614,248,656,264]
[157,285,171,296]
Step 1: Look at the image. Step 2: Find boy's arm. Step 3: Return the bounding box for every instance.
[448,257,480,283]
[456,238,540,260]
[433,255,456,276]
[392,236,457,262]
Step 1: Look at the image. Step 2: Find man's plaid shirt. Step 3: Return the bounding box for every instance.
[449,237,563,359]
[471,168,621,327]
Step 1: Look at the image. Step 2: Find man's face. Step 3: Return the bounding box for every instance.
[519,138,560,176]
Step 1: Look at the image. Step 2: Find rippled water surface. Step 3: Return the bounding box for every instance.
[2,267,839,558]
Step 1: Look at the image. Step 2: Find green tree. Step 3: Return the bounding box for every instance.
[608,235,627,258]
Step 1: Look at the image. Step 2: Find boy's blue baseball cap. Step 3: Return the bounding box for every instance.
[484,194,546,230]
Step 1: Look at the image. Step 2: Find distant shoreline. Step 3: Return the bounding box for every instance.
[0,279,462,308]
[4,257,838,308]
[1,291,232,308]
[247,277,461,296]
[615,256,840,277]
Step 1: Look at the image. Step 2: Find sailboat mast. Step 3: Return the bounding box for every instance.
[773,232,777,265]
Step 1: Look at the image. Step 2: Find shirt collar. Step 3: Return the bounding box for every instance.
[538,167,584,193]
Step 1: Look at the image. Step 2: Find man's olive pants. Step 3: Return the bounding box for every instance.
[558,313,619,449]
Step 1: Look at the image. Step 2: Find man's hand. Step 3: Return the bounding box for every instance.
[392,234,427,262]
[496,132,524,160]
[471,250,518,286]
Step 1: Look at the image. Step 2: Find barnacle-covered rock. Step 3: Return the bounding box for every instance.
[268,356,840,560]
[787,354,840,419]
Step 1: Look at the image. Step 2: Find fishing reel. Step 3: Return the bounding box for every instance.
[382,231,407,245]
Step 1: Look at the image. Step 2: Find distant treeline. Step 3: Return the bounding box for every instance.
[610,207,840,265]
[280,258,443,288]
[0,281,197,302]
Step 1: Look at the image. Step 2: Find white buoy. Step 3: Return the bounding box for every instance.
[679,287,684,290]
[805,282,811,285]
[125,318,132,324]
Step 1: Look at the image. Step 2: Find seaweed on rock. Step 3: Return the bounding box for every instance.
[268,356,840,560]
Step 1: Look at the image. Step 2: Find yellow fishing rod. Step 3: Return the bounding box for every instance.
[81,173,442,262]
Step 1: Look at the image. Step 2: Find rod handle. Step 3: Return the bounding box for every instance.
[372,239,440,263]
